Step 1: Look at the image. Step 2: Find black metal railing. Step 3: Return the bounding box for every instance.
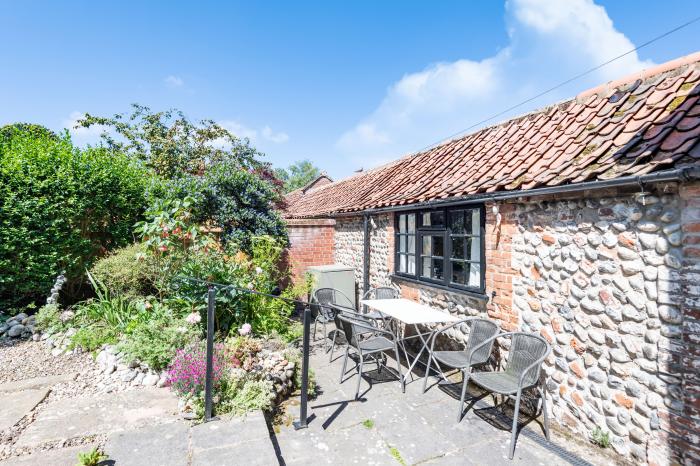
[176,276,313,429]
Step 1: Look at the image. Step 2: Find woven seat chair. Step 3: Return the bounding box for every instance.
[311,288,354,356]
[337,313,403,399]
[361,286,399,323]
[421,318,500,421]
[466,332,551,460]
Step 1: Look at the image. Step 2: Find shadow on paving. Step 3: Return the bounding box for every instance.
[272,336,595,466]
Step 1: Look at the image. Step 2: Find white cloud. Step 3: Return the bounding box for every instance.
[62,111,108,145]
[164,75,184,88]
[261,126,289,143]
[337,0,654,165]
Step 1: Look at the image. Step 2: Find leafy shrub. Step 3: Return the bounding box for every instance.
[218,376,274,416]
[35,303,61,332]
[90,243,157,298]
[0,130,148,308]
[70,326,119,351]
[0,123,57,144]
[119,311,199,370]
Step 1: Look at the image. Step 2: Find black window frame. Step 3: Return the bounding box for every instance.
[393,205,486,294]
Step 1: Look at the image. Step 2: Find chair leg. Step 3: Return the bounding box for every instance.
[313,318,318,340]
[340,346,349,383]
[355,353,364,399]
[394,345,404,393]
[509,390,523,460]
[422,353,433,394]
[458,368,470,423]
[329,330,338,362]
[540,386,550,441]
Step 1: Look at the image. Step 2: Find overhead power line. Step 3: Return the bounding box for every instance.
[416,14,700,154]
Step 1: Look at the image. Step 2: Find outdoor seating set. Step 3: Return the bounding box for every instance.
[310,286,551,460]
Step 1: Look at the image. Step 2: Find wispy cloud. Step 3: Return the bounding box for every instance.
[337,0,654,166]
[218,120,290,144]
[164,75,184,88]
[261,126,289,143]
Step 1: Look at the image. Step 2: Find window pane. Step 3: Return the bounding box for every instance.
[399,214,406,233]
[399,254,407,273]
[432,236,444,257]
[431,258,444,280]
[468,263,481,287]
[450,210,464,232]
[451,260,466,284]
[470,209,481,235]
[422,211,444,227]
[451,236,465,259]
[408,255,416,274]
[399,235,406,252]
[422,256,431,278]
[407,235,415,254]
[468,237,480,261]
[407,214,416,233]
[422,235,431,256]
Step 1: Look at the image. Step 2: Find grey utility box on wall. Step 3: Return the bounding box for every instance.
[306,265,357,309]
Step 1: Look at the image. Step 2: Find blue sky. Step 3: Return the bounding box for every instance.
[1,1,699,180]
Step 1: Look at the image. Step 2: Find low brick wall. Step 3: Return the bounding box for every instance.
[286,218,336,281]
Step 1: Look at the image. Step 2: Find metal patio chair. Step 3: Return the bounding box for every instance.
[422,317,500,421]
[361,286,398,324]
[337,313,404,399]
[311,287,354,355]
[465,332,551,460]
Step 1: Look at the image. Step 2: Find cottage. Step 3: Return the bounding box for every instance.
[283,52,700,464]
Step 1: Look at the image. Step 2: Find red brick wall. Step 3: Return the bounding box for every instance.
[484,202,518,331]
[286,218,336,282]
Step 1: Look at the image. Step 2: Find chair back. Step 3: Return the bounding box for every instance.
[504,333,550,387]
[312,287,354,320]
[464,318,500,364]
[363,286,399,300]
[336,313,374,349]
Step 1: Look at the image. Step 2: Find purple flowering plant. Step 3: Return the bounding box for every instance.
[167,343,226,396]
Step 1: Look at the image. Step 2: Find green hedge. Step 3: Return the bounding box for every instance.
[0,129,149,309]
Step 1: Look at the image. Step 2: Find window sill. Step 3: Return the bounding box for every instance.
[390,274,489,302]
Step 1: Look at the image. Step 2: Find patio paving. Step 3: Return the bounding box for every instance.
[273,333,600,466]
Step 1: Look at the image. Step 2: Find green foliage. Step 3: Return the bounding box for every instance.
[217,375,275,416]
[90,243,157,298]
[70,326,118,351]
[274,159,322,193]
[0,123,57,144]
[76,104,262,178]
[76,446,107,466]
[591,426,611,448]
[362,419,375,429]
[284,347,316,396]
[0,130,148,308]
[35,303,62,332]
[389,446,406,466]
[150,161,287,251]
[119,310,199,370]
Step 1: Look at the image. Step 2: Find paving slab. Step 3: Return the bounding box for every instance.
[105,421,189,466]
[0,388,49,431]
[0,444,97,466]
[0,374,77,393]
[16,388,178,447]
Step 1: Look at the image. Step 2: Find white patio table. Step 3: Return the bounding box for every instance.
[360,298,460,385]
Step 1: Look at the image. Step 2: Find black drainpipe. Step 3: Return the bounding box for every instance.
[363,214,370,297]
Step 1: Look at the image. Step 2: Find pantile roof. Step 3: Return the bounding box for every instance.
[284,53,700,218]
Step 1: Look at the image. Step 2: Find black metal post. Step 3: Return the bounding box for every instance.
[293,305,311,430]
[204,285,216,422]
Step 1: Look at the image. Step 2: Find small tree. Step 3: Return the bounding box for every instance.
[76,104,262,178]
[275,160,322,193]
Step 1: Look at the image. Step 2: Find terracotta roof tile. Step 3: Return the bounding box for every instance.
[284,53,700,218]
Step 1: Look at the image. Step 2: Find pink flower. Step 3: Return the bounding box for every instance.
[238,323,252,336]
[186,312,201,325]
